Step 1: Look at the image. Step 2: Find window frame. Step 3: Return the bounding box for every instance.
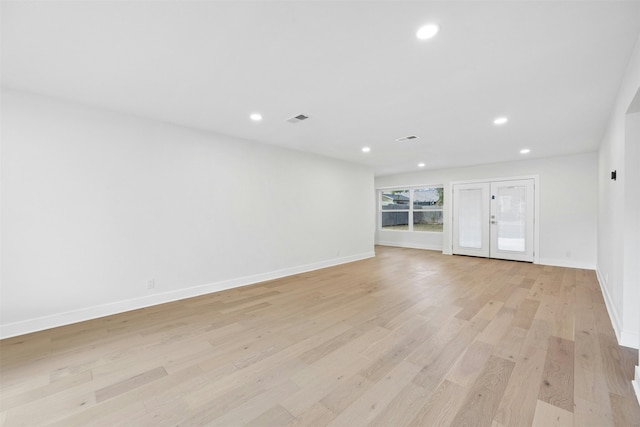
[379,184,444,233]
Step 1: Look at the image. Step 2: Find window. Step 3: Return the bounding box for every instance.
[412,187,444,232]
[381,189,410,231]
[380,186,443,232]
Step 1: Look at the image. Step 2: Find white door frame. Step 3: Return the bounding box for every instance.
[449,175,540,264]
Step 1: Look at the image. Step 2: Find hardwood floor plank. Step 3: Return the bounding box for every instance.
[368,383,432,427]
[357,329,430,383]
[445,339,493,387]
[200,380,300,427]
[292,347,371,388]
[520,277,536,289]
[181,380,266,425]
[245,404,295,427]
[538,336,574,412]
[477,307,516,346]
[0,369,92,411]
[522,318,552,351]
[554,273,576,341]
[609,391,640,427]
[325,361,421,426]
[531,399,573,427]
[412,319,488,390]
[1,246,638,426]
[512,298,540,330]
[407,379,466,426]
[48,365,207,427]
[286,402,335,427]
[298,323,376,365]
[317,374,373,416]
[574,396,614,426]
[3,386,96,427]
[405,316,466,367]
[281,354,370,416]
[128,396,189,427]
[494,345,547,427]
[473,300,505,322]
[502,287,531,310]
[599,332,636,396]
[94,366,167,403]
[449,355,515,427]
[492,326,528,361]
[573,289,616,421]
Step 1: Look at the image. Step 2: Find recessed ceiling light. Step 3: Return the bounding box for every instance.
[416,24,439,40]
[362,147,371,153]
[418,163,426,167]
[493,117,508,125]
[520,148,531,154]
[250,113,262,121]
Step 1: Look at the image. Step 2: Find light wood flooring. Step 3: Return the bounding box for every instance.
[1,246,639,426]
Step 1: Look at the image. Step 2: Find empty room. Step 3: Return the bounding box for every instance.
[1,1,640,426]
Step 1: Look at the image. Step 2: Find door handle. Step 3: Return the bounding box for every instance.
[491,220,497,224]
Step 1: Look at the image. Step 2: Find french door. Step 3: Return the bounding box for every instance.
[452,179,534,262]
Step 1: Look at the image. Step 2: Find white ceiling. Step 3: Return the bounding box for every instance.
[2,1,640,176]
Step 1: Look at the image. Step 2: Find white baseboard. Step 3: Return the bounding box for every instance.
[620,329,640,349]
[537,257,596,270]
[375,241,443,252]
[597,268,624,343]
[633,366,640,406]
[596,268,640,349]
[0,251,375,339]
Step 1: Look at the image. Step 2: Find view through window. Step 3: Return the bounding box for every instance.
[380,186,444,232]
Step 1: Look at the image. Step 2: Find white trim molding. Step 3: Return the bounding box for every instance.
[0,251,375,339]
[375,241,443,252]
[596,268,640,349]
[537,257,596,270]
[633,366,640,406]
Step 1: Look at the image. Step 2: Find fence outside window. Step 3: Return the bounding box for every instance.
[380,186,443,232]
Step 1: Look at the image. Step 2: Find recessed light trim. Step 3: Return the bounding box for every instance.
[416,24,439,40]
[250,113,262,121]
[418,163,426,167]
[362,147,371,153]
[493,117,508,125]
[520,148,531,154]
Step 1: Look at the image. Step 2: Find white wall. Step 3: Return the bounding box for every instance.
[597,34,640,351]
[0,89,375,338]
[375,152,598,270]
[625,111,640,402]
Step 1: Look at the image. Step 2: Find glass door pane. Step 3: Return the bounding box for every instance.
[496,185,527,252]
[458,188,483,248]
[452,183,490,258]
[490,179,534,262]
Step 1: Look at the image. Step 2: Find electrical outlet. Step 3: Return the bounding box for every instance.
[147,278,155,289]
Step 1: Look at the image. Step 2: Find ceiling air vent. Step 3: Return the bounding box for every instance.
[396,135,419,142]
[287,114,310,124]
